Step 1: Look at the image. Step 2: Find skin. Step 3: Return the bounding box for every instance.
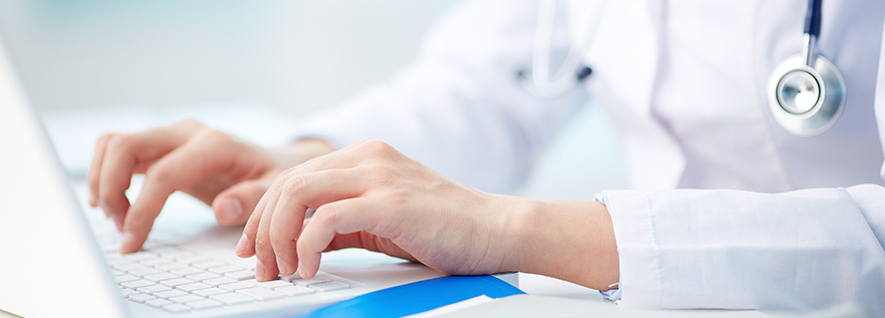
[89,120,620,291]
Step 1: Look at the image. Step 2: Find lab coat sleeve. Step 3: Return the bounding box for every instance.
[603,186,885,314]
[289,0,588,194]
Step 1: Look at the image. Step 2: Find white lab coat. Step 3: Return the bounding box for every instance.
[293,0,885,315]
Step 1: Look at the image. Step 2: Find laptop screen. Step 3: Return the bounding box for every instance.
[0,33,128,318]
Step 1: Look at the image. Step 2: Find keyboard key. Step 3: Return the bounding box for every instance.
[224,270,256,280]
[176,255,210,264]
[109,259,134,268]
[275,285,314,297]
[168,294,205,304]
[128,267,163,277]
[289,276,331,286]
[209,293,253,305]
[162,304,191,313]
[139,258,173,267]
[136,284,172,294]
[192,287,227,297]
[256,280,292,289]
[309,281,350,292]
[192,260,227,269]
[149,247,183,255]
[121,279,156,289]
[141,241,167,251]
[170,266,203,276]
[203,277,238,287]
[119,288,137,297]
[115,262,149,272]
[176,282,211,292]
[185,272,221,282]
[208,265,243,274]
[144,273,179,282]
[186,299,222,310]
[155,262,188,271]
[128,293,156,303]
[219,280,255,291]
[159,278,196,287]
[161,251,196,259]
[115,274,140,283]
[145,298,173,308]
[236,287,285,301]
[111,269,124,276]
[122,252,157,261]
[154,289,188,299]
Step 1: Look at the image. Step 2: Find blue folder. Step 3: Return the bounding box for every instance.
[296,275,525,318]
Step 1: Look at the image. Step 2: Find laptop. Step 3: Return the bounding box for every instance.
[0,34,515,317]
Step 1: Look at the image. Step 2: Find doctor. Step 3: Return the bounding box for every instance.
[88,0,885,315]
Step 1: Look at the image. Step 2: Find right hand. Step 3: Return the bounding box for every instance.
[89,120,285,253]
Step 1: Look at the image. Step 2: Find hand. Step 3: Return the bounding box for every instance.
[88,120,333,253]
[236,140,515,280]
[235,140,619,291]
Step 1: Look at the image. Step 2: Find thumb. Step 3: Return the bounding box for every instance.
[211,180,270,226]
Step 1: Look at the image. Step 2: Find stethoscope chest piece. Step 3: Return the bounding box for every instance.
[767,54,846,137]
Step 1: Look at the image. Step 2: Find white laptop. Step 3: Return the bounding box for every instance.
[0,33,515,317]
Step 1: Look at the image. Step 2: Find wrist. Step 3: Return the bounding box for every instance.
[500,196,619,290]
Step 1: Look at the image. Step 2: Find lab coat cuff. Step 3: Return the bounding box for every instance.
[601,190,663,308]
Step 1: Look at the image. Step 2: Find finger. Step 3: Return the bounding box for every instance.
[212,180,270,226]
[236,183,273,259]
[269,168,369,276]
[254,180,285,281]
[98,129,191,232]
[88,134,114,208]
[120,136,233,253]
[254,198,281,281]
[284,139,378,175]
[297,197,386,279]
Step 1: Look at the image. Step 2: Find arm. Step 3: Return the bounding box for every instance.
[235,140,620,291]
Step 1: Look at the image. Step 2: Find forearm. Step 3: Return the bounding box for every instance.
[497,196,619,291]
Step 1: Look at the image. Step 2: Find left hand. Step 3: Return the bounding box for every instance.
[235,140,519,281]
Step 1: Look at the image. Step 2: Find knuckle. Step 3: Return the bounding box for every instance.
[268,227,291,249]
[144,165,174,188]
[106,134,132,152]
[176,118,204,129]
[360,140,392,153]
[314,205,340,226]
[254,235,272,254]
[283,174,309,195]
[200,127,228,141]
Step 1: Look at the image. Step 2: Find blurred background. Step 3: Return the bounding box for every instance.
[0,0,626,199]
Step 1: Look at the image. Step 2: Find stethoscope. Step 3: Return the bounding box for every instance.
[522,0,846,137]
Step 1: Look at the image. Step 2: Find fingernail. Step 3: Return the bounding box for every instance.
[221,197,243,222]
[255,260,267,281]
[297,262,307,279]
[235,234,248,256]
[120,232,137,253]
[277,257,289,275]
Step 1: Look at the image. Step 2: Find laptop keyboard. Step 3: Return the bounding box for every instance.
[98,234,353,314]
